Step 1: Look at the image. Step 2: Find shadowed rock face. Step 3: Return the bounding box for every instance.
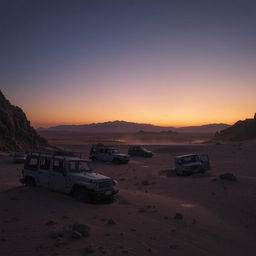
[0,90,47,151]
[214,114,256,141]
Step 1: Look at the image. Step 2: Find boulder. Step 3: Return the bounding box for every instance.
[219,173,237,181]
[72,223,90,237]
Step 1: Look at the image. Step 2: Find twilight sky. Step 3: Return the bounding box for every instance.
[1,0,256,127]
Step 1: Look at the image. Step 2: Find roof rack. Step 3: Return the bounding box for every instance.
[27,151,82,159]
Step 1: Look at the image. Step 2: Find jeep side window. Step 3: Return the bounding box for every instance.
[69,161,77,172]
[53,160,65,173]
[40,158,51,171]
[25,157,39,171]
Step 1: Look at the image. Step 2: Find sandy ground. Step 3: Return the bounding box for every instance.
[1,136,256,256]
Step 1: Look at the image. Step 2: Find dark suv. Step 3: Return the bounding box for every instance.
[128,146,153,157]
[90,144,130,164]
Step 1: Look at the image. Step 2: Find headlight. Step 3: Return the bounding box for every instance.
[112,179,118,186]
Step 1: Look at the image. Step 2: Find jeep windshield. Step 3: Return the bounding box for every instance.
[180,155,200,164]
[68,160,92,173]
[140,147,149,152]
[110,149,120,154]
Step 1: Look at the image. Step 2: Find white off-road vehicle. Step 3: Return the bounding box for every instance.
[174,154,210,176]
[90,144,130,164]
[20,152,118,202]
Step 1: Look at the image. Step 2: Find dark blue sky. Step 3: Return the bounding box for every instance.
[1,0,256,126]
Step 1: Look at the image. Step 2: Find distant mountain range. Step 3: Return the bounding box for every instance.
[38,120,230,134]
[214,114,256,141]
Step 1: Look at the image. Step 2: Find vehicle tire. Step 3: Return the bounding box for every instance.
[25,177,36,187]
[106,195,114,203]
[91,156,97,161]
[112,158,120,164]
[72,187,91,203]
[175,169,185,176]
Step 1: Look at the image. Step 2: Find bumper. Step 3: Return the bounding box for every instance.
[89,189,119,200]
[117,158,130,163]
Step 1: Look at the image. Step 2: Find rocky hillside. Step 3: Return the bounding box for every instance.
[214,114,256,141]
[0,90,48,151]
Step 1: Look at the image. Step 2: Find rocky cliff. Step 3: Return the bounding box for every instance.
[0,90,48,151]
[214,114,256,141]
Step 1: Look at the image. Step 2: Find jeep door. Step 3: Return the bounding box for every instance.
[103,149,113,161]
[49,159,67,192]
[200,155,210,171]
[96,148,105,161]
[38,157,52,187]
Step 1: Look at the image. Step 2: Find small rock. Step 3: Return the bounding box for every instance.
[138,208,145,213]
[50,231,64,239]
[72,223,90,237]
[5,217,19,223]
[174,213,183,220]
[70,231,82,240]
[169,244,178,249]
[107,219,116,225]
[219,173,237,181]
[141,180,149,186]
[46,220,57,226]
[84,246,95,254]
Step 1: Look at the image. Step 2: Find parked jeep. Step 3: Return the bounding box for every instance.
[174,154,210,176]
[90,144,129,164]
[128,146,153,157]
[20,152,118,202]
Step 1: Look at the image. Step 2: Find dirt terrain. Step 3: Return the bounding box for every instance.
[1,135,256,256]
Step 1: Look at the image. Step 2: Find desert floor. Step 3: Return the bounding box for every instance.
[1,134,256,256]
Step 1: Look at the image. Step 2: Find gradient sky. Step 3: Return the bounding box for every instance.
[1,0,256,127]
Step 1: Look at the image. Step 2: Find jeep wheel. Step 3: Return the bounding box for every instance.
[72,187,91,203]
[106,195,114,203]
[25,177,36,187]
[91,156,97,161]
[175,169,185,176]
[112,158,120,164]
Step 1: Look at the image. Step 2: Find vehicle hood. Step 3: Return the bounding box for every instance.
[113,153,129,158]
[71,172,111,181]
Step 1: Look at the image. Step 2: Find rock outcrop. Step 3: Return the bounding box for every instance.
[0,90,48,151]
[214,114,256,141]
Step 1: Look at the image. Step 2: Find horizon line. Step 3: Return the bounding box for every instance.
[34,119,232,129]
